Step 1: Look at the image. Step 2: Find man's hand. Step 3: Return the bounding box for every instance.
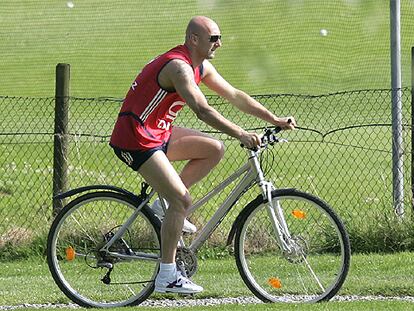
[239,131,261,149]
[274,116,296,130]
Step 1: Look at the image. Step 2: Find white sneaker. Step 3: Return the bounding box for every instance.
[151,199,197,233]
[154,270,203,294]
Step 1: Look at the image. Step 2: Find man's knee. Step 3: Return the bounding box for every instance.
[167,190,192,214]
[209,139,225,162]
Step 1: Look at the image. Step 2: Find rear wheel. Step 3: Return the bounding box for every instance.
[234,189,350,303]
[47,191,161,307]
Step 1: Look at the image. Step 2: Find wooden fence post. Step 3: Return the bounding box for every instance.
[53,63,70,215]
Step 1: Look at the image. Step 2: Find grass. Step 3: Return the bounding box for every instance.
[3,302,414,311]
[1,1,413,251]
[1,93,414,257]
[130,302,411,311]
[1,2,414,309]
[1,252,414,308]
[0,1,413,97]
[1,0,414,273]
[3,302,413,311]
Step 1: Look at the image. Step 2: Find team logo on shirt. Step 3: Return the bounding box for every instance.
[157,101,185,130]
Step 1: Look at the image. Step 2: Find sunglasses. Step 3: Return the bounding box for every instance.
[209,35,222,43]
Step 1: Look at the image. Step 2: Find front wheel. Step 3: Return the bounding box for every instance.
[47,191,161,308]
[234,189,350,303]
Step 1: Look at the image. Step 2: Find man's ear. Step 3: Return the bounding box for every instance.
[190,33,198,45]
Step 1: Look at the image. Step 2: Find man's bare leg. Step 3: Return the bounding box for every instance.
[138,151,190,263]
[138,150,203,294]
[167,126,225,188]
[139,127,225,261]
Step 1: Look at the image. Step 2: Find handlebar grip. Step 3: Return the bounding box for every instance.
[239,143,259,152]
[272,119,291,135]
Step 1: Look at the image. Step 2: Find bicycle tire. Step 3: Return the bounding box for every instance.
[47,191,161,308]
[234,188,350,303]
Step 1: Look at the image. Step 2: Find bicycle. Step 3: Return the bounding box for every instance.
[47,127,351,308]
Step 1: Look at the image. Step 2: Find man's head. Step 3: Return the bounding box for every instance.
[185,16,222,60]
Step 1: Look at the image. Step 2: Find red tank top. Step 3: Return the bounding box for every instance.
[110,45,203,151]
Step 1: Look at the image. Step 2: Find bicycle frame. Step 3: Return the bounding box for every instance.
[101,147,293,260]
[188,148,294,253]
[188,155,255,251]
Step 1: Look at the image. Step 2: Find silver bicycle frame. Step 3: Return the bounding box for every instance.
[100,189,155,254]
[188,160,256,251]
[188,149,292,253]
[102,148,292,259]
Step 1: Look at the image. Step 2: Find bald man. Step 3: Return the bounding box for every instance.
[110,16,296,294]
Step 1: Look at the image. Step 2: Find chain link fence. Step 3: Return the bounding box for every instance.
[0,88,413,257]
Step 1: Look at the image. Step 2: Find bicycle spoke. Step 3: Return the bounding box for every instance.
[235,189,350,303]
[301,255,325,291]
[69,213,98,244]
[127,285,136,296]
[48,192,160,308]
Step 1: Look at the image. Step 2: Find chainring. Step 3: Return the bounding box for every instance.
[176,247,198,278]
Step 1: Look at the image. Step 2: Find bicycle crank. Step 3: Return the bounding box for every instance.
[176,247,198,278]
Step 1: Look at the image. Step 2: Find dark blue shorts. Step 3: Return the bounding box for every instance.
[111,142,169,171]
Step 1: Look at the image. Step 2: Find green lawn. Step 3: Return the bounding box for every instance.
[1,253,414,308]
[1,92,413,257]
[1,0,414,260]
[1,2,414,309]
[0,0,413,97]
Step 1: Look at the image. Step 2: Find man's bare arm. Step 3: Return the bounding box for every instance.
[161,59,261,148]
[201,60,296,129]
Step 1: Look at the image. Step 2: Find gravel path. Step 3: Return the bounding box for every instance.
[1,296,414,309]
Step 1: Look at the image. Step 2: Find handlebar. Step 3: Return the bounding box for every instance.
[241,126,287,151]
[262,127,284,145]
[241,118,292,150]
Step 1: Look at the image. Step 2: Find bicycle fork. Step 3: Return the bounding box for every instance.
[262,181,295,253]
[251,152,294,254]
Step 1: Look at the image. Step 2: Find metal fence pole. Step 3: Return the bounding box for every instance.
[52,63,70,215]
[412,47,414,213]
[390,0,404,217]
